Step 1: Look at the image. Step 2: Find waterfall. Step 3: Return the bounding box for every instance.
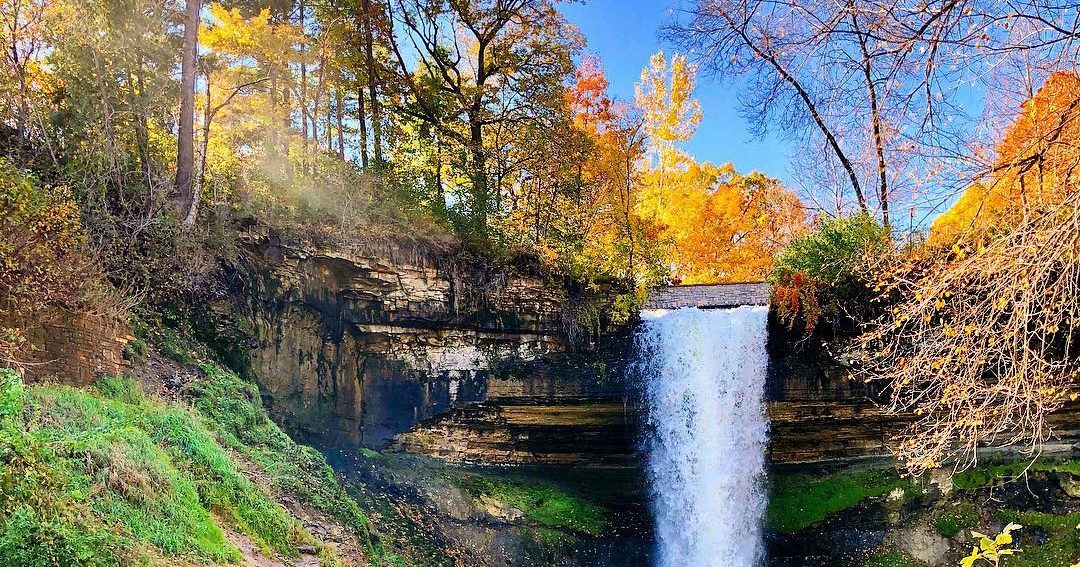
[636,306,770,567]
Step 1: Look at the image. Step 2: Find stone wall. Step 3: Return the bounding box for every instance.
[11,311,131,385]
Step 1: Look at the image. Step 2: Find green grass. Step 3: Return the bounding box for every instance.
[452,474,607,537]
[953,458,1080,489]
[766,469,912,533]
[935,502,978,538]
[994,510,1080,567]
[145,313,426,567]
[0,370,317,565]
[187,363,369,533]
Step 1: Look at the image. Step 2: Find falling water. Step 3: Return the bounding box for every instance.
[636,306,770,567]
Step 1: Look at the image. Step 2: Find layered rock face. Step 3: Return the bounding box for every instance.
[236,229,622,452]
[236,233,915,467]
[247,232,1068,468]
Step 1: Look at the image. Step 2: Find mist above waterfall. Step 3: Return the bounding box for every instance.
[636,306,770,567]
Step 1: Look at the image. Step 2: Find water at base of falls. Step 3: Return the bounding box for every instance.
[635,306,770,567]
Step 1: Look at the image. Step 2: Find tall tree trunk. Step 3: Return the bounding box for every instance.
[326,100,333,154]
[335,86,345,160]
[282,79,291,178]
[268,64,279,172]
[468,116,487,231]
[185,66,213,228]
[853,12,890,230]
[298,0,308,171]
[312,51,327,158]
[361,0,382,162]
[357,87,368,167]
[175,0,200,226]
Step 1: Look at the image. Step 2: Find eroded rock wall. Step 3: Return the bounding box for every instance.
[235,228,620,451]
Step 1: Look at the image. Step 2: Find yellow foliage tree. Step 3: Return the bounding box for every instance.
[636,50,702,217]
[633,50,805,284]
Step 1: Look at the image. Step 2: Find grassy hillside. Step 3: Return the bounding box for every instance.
[0,350,417,566]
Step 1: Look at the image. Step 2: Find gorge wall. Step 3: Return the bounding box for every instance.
[233,230,929,468]
[232,228,629,454]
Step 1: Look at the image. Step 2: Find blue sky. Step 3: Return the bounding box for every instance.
[562,0,797,186]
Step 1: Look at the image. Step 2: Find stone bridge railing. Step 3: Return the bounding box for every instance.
[644,282,770,310]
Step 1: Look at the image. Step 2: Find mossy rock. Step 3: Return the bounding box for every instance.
[766,469,913,533]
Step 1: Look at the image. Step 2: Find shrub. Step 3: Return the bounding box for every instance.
[770,212,890,334]
[0,160,120,366]
[0,159,89,315]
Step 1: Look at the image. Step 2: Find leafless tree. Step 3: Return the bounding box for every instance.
[666,0,1080,231]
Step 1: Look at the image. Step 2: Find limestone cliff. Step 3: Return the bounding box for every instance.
[231,230,1078,471]
[232,228,625,454]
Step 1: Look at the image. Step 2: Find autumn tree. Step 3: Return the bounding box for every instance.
[384,0,581,235]
[632,50,806,284]
[46,0,178,211]
[665,1,1080,231]
[862,72,1080,474]
[635,51,701,218]
[0,0,50,151]
[931,72,1080,245]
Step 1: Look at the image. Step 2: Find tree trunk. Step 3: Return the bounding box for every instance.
[175,0,200,226]
[853,12,890,230]
[336,86,345,160]
[185,67,213,228]
[312,52,327,156]
[298,0,308,171]
[468,116,487,231]
[361,0,382,163]
[268,64,279,171]
[282,79,291,178]
[357,87,368,167]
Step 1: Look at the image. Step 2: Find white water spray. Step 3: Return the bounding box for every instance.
[636,306,770,567]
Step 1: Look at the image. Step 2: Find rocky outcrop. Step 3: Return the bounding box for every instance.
[235,229,1076,469]
[235,228,621,452]
[394,397,635,466]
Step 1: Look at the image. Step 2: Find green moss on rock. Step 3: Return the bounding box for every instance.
[766,469,911,533]
[934,502,978,538]
[953,457,1080,489]
[994,510,1080,567]
[452,474,606,536]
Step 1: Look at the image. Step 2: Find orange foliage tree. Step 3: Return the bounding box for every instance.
[931,71,1080,244]
[633,51,806,284]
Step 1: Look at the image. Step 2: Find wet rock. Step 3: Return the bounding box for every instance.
[478,495,525,524]
[1059,474,1080,498]
[885,525,950,565]
[929,469,954,497]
